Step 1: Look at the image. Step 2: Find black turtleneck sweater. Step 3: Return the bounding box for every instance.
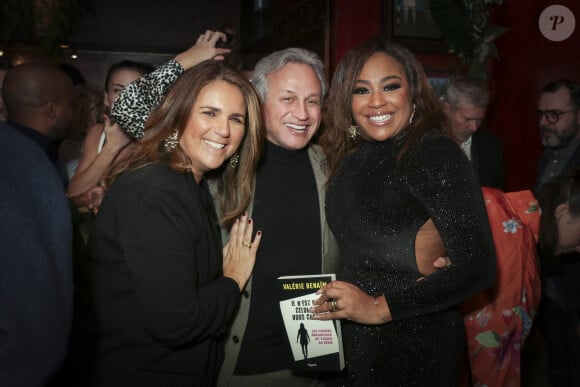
[234,141,321,375]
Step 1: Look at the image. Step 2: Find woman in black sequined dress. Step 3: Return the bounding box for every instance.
[313,38,497,386]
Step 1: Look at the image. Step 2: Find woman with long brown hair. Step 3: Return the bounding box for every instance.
[71,60,264,386]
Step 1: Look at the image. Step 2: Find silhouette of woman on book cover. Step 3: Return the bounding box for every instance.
[297,323,311,359]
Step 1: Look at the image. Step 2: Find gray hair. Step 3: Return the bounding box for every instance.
[442,75,489,107]
[251,47,327,102]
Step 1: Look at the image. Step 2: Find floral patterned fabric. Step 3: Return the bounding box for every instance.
[462,188,542,387]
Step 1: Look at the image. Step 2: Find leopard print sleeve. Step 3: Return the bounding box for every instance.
[110,59,184,139]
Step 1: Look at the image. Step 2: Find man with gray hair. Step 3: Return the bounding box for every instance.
[442,75,504,189]
[217,47,337,387]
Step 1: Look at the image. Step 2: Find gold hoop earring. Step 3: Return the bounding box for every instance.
[163,129,179,153]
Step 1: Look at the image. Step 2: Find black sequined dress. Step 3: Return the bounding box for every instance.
[325,132,496,386]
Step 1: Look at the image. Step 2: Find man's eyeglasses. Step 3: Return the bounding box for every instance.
[536,108,579,124]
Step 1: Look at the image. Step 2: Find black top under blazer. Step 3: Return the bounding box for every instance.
[72,163,240,387]
[471,128,504,189]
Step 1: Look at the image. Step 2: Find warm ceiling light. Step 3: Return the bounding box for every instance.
[60,44,70,49]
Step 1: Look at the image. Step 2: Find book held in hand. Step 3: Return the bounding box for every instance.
[277,274,345,372]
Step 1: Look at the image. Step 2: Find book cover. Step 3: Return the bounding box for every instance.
[277,274,345,372]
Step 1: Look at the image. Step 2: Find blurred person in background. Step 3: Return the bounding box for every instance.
[0,57,13,121]
[441,75,504,189]
[66,60,154,209]
[534,80,580,387]
[1,62,75,387]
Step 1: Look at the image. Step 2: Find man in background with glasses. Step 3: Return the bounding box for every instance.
[534,79,580,387]
[536,79,580,190]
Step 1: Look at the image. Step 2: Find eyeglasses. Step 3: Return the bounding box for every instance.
[536,108,579,124]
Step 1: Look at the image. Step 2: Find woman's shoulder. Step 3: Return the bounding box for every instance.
[400,129,468,176]
[419,128,454,146]
[112,164,191,197]
[414,129,462,157]
[120,163,185,185]
[399,129,456,159]
[105,164,201,216]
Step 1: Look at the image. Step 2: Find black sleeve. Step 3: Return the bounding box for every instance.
[386,134,497,321]
[118,171,240,347]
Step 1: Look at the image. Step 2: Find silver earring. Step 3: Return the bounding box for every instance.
[409,103,417,124]
[163,129,179,153]
[229,152,240,169]
[347,124,359,139]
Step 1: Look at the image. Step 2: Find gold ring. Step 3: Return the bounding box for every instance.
[330,300,339,313]
[242,242,252,248]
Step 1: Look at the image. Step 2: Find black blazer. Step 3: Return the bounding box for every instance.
[0,123,73,386]
[72,164,240,387]
[471,128,505,189]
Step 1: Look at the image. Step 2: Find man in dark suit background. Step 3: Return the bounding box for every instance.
[534,79,580,387]
[442,76,504,189]
[0,62,75,386]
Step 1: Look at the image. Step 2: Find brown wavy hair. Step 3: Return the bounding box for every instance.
[318,37,450,176]
[107,60,263,229]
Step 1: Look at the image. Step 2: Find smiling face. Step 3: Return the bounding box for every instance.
[179,79,246,182]
[351,52,413,142]
[261,62,322,150]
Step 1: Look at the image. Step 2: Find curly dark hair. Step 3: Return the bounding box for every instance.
[318,37,450,176]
